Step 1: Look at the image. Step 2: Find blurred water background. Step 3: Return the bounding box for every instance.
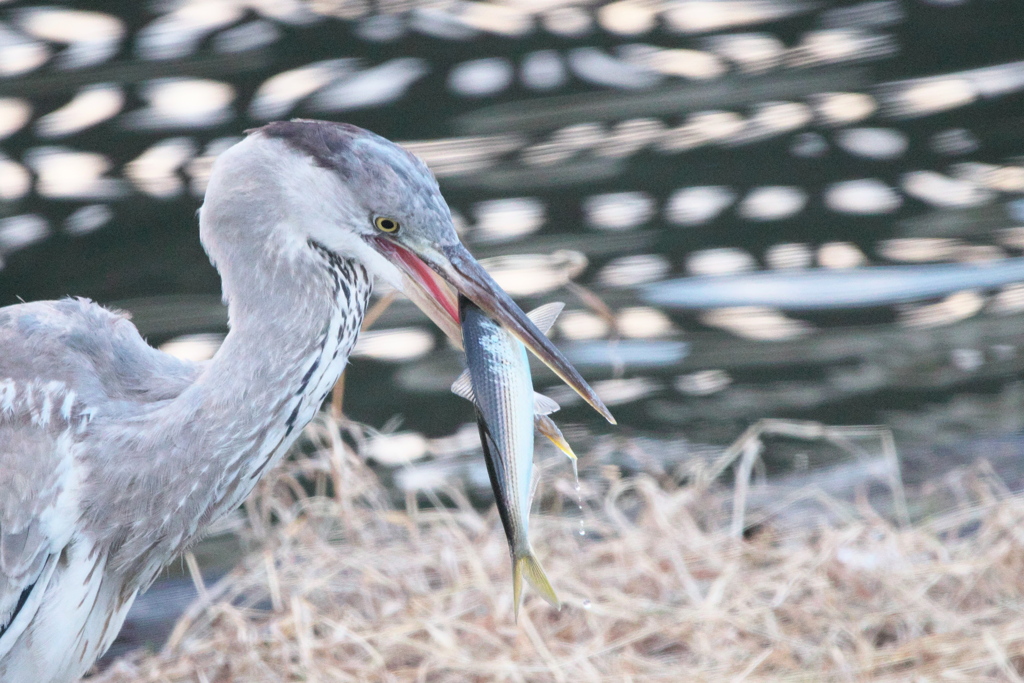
[1,0,1024,665]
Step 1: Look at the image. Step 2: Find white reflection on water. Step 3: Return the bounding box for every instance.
[0,155,29,200]
[738,185,807,220]
[356,13,406,42]
[126,138,197,198]
[366,431,429,465]
[787,29,896,68]
[824,179,902,215]
[835,127,908,160]
[648,260,1024,310]
[790,132,827,158]
[136,1,243,60]
[821,1,903,29]
[479,251,587,296]
[810,92,877,125]
[35,85,124,138]
[878,238,963,263]
[598,254,671,288]
[898,291,985,329]
[0,215,48,258]
[902,170,994,209]
[619,44,727,80]
[186,137,241,196]
[522,50,567,90]
[557,309,609,341]
[125,78,235,129]
[592,377,660,405]
[583,191,655,230]
[731,101,813,144]
[930,128,979,156]
[701,306,814,340]
[880,60,1024,118]
[569,47,661,89]
[410,6,478,40]
[213,19,280,54]
[598,1,656,35]
[472,197,544,243]
[449,57,514,97]
[541,6,593,37]
[818,242,866,269]
[64,205,113,237]
[665,185,736,225]
[951,162,1024,194]
[311,58,428,111]
[676,369,732,396]
[353,327,435,362]
[16,8,123,69]
[617,306,674,337]
[596,118,665,158]
[646,113,699,147]
[664,0,816,34]
[249,59,357,119]
[458,2,533,36]
[989,284,1024,316]
[247,0,319,25]
[25,147,125,199]
[688,247,756,276]
[0,22,49,76]
[401,134,522,178]
[563,339,689,368]
[522,122,604,165]
[158,333,225,362]
[765,243,812,270]
[703,32,784,73]
[0,98,30,139]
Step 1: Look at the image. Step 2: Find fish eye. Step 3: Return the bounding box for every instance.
[374,216,400,233]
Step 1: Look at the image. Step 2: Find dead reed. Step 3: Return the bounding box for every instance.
[92,416,1024,682]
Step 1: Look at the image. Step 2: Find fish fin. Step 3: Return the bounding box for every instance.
[513,551,560,621]
[450,370,475,403]
[526,302,565,336]
[533,392,560,416]
[535,414,577,460]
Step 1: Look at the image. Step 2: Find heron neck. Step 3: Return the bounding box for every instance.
[98,240,372,583]
[193,240,372,488]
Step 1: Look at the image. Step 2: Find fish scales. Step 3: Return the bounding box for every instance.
[459,295,559,618]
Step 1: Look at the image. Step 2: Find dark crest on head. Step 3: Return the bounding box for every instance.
[253,119,366,177]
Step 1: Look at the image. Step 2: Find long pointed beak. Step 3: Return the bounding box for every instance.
[371,237,615,424]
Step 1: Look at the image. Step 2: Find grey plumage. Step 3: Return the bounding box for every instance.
[0,119,610,683]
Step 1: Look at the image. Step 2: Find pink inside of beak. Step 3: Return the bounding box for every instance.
[377,239,459,322]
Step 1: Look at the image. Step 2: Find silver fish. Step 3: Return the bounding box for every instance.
[454,296,566,617]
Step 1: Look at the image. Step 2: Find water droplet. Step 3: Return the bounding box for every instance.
[571,459,585,537]
[573,464,589,540]
[582,599,592,609]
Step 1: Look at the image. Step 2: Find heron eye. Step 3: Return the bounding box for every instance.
[374,216,400,233]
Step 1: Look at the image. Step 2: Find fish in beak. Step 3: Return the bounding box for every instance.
[370,236,616,425]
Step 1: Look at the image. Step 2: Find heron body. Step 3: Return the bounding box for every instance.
[0,120,613,682]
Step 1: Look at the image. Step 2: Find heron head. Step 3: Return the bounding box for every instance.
[242,119,613,423]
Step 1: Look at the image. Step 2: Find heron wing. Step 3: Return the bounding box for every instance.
[0,298,201,653]
[0,410,77,654]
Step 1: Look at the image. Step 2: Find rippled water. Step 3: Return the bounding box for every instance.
[2,0,1024,661]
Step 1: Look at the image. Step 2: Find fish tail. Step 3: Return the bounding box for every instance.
[535,414,577,460]
[512,550,560,620]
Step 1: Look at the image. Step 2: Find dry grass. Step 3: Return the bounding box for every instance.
[92,416,1024,682]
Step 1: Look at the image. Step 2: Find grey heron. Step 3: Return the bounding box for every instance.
[0,120,612,683]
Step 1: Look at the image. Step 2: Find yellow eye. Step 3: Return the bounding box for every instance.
[374,216,400,233]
